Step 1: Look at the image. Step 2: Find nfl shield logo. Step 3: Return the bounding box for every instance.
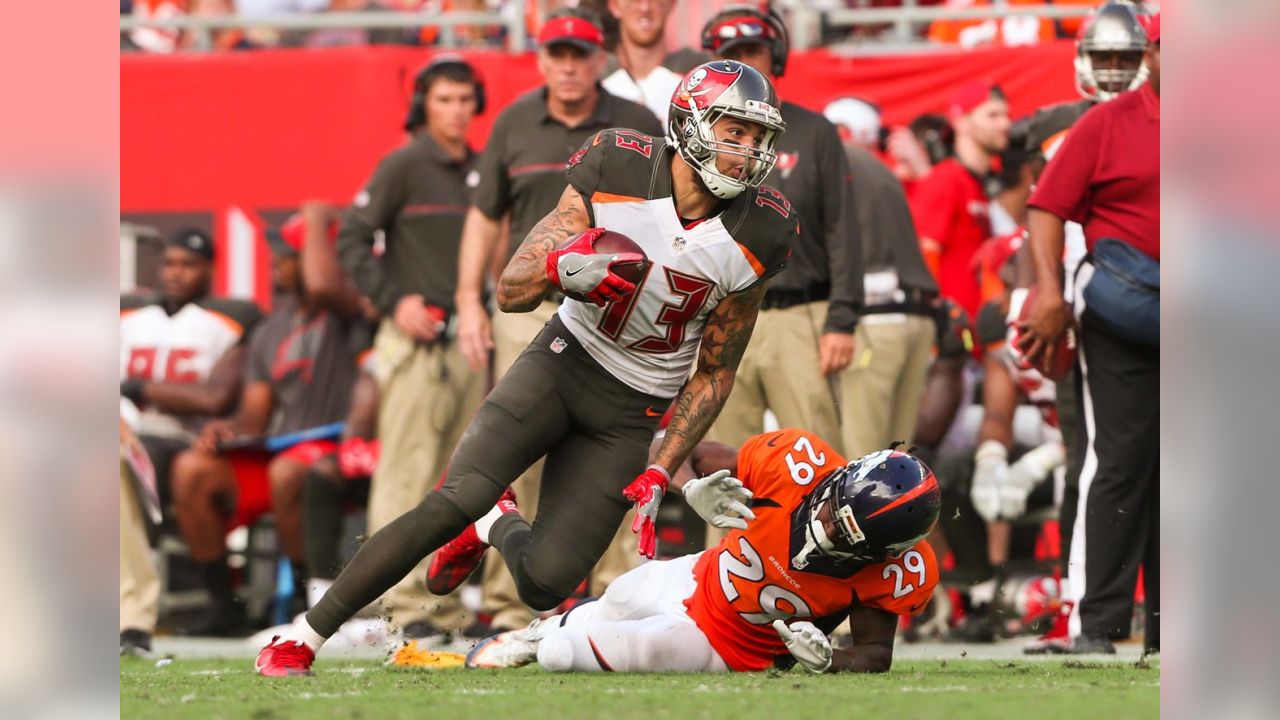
[550,337,567,354]
[672,236,686,253]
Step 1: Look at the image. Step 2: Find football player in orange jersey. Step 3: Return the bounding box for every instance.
[465,428,941,674]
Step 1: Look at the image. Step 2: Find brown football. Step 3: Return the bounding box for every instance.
[1015,284,1076,382]
[559,229,651,302]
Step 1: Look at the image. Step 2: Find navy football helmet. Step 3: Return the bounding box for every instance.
[792,448,941,569]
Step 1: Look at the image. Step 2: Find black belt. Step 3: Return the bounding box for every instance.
[862,287,938,317]
[761,282,830,311]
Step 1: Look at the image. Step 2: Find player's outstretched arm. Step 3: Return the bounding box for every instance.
[496,185,591,313]
[652,282,766,475]
[624,284,765,557]
[830,604,897,673]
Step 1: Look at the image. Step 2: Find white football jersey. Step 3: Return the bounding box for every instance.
[120,296,260,436]
[558,129,795,397]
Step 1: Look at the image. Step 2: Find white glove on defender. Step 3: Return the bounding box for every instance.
[1000,441,1066,519]
[773,620,832,673]
[682,469,755,530]
[971,440,1008,523]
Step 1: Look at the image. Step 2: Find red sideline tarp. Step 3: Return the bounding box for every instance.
[122,42,1075,213]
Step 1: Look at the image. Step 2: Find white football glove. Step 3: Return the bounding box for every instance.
[1000,441,1065,519]
[682,469,755,530]
[971,440,1008,523]
[772,620,832,673]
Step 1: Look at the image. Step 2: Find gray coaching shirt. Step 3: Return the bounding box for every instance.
[338,132,477,316]
[470,86,662,261]
[762,101,865,334]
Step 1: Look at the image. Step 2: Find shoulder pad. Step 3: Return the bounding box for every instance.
[198,297,264,334]
[722,184,797,282]
[566,128,664,203]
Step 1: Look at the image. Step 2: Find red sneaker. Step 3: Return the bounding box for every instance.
[254,636,315,677]
[427,489,519,596]
[1023,601,1073,655]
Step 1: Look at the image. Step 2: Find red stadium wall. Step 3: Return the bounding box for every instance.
[121,42,1076,300]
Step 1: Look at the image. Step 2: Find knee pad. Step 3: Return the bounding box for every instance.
[536,632,574,673]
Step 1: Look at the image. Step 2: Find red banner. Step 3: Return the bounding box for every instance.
[121,42,1077,299]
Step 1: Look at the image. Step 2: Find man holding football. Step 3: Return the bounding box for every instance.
[255,58,797,676]
[464,429,941,674]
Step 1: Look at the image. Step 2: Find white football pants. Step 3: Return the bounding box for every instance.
[536,553,730,673]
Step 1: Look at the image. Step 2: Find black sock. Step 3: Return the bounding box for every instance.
[291,561,309,600]
[303,469,343,579]
[490,512,531,557]
[198,557,235,607]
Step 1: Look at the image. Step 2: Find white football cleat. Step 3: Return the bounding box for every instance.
[464,618,549,669]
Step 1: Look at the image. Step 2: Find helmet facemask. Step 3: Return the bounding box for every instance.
[673,100,782,199]
[1074,2,1151,102]
[792,460,879,569]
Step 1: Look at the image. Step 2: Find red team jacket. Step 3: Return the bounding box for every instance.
[684,429,938,671]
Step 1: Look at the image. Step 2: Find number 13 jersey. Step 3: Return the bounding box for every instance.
[559,128,796,398]
[684,428,938,671]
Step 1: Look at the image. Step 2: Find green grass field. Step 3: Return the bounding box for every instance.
[121,657,1159,720]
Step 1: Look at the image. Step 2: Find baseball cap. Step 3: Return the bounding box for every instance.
[166,228,214,261]
[537,11,604,51]
[267,213,305,256]
[950,80,1006,116]
[824,97,882,148]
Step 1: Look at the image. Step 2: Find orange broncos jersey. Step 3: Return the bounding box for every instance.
[684,429,938,672]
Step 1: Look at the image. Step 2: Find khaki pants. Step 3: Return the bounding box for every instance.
[837,314,936,458]
[705,301,841,546]
[368,320,485,631]
[481,301,639,629]
[120,461,159,634]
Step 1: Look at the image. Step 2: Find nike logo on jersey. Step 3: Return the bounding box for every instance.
[765,432,786,447]
[644,406,662,417]
[565,264,588,277]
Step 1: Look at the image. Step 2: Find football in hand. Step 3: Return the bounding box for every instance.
[1014,284,1076,382]
[558,229,651,303]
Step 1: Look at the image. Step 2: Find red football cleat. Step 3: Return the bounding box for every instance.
[254,636,315,677]
[1023,601,1072,655]
[427,489,519,596]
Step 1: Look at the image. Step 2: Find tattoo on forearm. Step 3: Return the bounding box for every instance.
[498,190,586,310]
[655,284,766,471]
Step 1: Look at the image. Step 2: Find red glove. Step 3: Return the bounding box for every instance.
[338,437,380,478]
[546,228,642,306]
[622,465,670,559]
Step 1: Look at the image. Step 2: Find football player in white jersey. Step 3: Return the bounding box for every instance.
[119,228,262,648]
[257,59,799,677]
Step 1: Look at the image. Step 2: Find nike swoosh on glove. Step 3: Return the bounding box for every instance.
[545,228,642,306]
[622,465,670,559]
[773,620,832,673]
[682,469,755,530]
[971,439,1008,523]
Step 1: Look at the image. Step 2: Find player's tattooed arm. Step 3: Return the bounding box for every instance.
[496,184,591,312]
[652,282,767,475]
[830,604,896,673]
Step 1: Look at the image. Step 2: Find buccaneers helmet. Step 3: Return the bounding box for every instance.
[791,449,941,569]
[668,60,785,200]
[1075,1,1150,102]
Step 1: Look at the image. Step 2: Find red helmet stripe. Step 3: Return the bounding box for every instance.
[865,472,940,519]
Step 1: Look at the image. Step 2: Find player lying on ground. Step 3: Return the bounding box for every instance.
[466,428,942,673]
[254,60,796,677]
